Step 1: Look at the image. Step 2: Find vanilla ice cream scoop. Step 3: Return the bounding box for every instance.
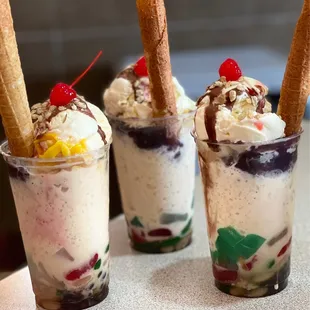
[194,59,286,143]
[31,95,112,158]
[103,56,195,119]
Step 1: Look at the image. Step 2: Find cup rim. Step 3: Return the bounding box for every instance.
[0,140,111,164]
[191,129,303,147]
[104,109,195,122]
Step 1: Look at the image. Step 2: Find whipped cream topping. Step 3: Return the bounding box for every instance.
[103,65,195,119]
[194,76,286,143]
[31,96,112,157]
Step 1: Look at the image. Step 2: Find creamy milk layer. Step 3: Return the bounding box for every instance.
[112,126,195,241]
[196,135,298,292]
[206,159,294,278]
[9,158,110,292]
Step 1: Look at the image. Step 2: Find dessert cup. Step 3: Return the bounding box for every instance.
[1,141,111,310]
[107,112,196,253]
[194,132,302,297]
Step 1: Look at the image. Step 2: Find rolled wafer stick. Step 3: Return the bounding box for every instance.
[0,0,34,157]
[136,0,177,116]
[277,0,310,136]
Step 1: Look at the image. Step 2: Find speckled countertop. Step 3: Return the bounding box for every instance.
[1,122,309,310]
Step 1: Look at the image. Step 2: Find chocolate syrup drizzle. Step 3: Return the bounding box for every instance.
[197,86,223,143]
[197,81,267,143]
[75,97,107,144]
[196,80,299,177]
[117,66,140,102]
[112,67,182,152]
[44,97,106,144]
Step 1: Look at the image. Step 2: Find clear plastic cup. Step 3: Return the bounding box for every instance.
[106,112,196,253]
[194,132,302,297]
[1,141,111,310]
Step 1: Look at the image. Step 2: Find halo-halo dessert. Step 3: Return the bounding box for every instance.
[0,41,112,310]
[104,56,196,253]
[193,57,303,298]
[103,0,197,253]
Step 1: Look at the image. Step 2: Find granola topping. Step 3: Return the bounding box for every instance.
[194,73,285,143]
[103,63,195,119]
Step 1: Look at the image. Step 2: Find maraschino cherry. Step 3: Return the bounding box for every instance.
[50,51,103,106]
[219,58,242,81]
[50,83,76,106]
[133,56,148,77]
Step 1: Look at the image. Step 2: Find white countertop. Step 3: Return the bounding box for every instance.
[1,123,309,310]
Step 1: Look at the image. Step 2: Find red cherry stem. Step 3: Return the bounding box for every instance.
[70,51,103,88]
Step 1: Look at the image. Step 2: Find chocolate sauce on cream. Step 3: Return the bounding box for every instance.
[197,86,223,143]
[75,97,107,144]
[117,66,137,83]
[196,78,269,143]
[41,98,107,144]
[117,66,139,101]
[256,98,266,114]
[254,84,266,114]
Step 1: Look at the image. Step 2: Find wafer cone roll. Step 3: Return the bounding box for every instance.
[136,0,177,116]
[277,0,310,136]
[0,0,33,157]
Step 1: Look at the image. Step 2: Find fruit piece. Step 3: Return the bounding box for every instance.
[130,216,144,228]
[159,212,188,225]
[175,233,191,251]
[131,229,146,243]
[212,264,238,283]
[65,253,98,281]
[50,83,77,106]
[40,301,60,310]
[277,237,292,257]
[241,255,257,271]
[181,218,192,235]
[219,58,242,81]
[211,250,219,262]
[49,51,103,106]
[245,255,257,270]
[244,261,253,270]
[161,246,175,253]
[254,120,264,131]
[215,227,266,265]
[230,286,246,297]
[267,259,276,269]
[148,228,172,237]
[246,287,268,298]
[134,56,148,77]
[94,259,101,270]
[105,244,110,253]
